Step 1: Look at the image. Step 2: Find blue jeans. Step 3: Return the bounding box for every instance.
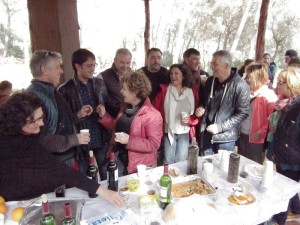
[164,133,189,164]
[202,131,235,154]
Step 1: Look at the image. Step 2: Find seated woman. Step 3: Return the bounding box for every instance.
[0,92,123,206]
[98,71,163,176]
[152,64,195,164]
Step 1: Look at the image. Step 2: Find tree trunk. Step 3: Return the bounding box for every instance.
[230,0,252,54]
[144,0,150,66]
[255,0,270,61]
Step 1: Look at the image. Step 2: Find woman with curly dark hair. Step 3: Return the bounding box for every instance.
[0,92,123,206]
[97,71,163,176]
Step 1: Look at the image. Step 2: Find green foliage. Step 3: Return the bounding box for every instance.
[162,51,173,68]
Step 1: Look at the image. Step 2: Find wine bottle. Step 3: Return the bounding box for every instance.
[61,203,76,225]
[159,164,172,210]
[107,152,118,191]
[40,194,56,225]
[87,150,98,198]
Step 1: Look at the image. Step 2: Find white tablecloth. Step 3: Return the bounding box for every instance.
[4,156,300,225]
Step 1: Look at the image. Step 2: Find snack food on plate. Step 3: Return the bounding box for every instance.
[228,190,255,205]
[171,178,215,198]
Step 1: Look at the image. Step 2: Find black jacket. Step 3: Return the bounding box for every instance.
[274,96,300,165]
[58,76,111,143]
[199,70,250,144]
[99,64,124,118]
[0,133,99,201]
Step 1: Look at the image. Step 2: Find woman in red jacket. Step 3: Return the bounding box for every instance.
[98,71,163,175]
[237,62,277,164]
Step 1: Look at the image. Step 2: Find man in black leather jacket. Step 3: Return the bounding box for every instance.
[195,50,250,154]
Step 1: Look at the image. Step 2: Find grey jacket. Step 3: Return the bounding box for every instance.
[200,71,250,144]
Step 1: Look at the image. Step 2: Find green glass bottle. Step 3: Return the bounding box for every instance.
[159,164,172,210]
[40,194,56,225]
[61,203,76,225]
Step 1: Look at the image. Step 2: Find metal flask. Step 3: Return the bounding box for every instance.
[187,144,199,175]
[227,153,240,183]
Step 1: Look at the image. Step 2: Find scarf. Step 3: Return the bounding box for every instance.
[164,85,194,145]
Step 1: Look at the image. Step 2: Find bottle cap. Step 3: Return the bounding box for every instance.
[41,194,47,203]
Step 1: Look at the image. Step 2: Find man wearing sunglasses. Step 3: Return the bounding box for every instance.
[26,50,91,167]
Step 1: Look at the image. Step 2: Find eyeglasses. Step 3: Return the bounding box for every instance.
[82,63,98,69]
[26,114,44,125]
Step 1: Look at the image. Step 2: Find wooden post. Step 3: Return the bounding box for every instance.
[144,0,150,66]
[255,0,270,61]
[27,0,80,82]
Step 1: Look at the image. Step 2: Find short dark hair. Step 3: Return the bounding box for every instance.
[288,57,300,66]
[183,48,200,58]
[121,71,151,100]
[147,48,162,57]
[285,49,298,58]
[0,80,12,94]
[72,48,96,73]
[263,53,271,58]
[169,64,191,88]
[0,92,43,135]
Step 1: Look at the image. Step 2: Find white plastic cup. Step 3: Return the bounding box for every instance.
[203,162,214,181]
[80,129,89,134]
[0,214,4,225]
[115,132,125,138]
[180,112,189,119]
[137,164,146,182]
[219,150,230,173]
[261,160,274,189]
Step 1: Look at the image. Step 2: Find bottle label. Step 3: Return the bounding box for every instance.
[115,169,118,181]
[160,186,168,198]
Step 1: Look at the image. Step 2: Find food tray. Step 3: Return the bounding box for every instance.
[20,198,84,225]
[171,175,216,198]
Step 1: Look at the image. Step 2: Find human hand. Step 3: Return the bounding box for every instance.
[181,115,190,124]
[195,107,205,117]
[206,124,219,134]
[115,132,129,144]
[250,131,261,140]
[96,104,106,118]
[96,186,124,207]
[191,137,198,145]
[77,132,90,145]
[77,105,93,118]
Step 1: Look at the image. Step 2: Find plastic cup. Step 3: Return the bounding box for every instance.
[0,214,4,225]
[137,164,146,182]
[203,162,214,182]
[80,129,89,134]
[180,112,189,119]
[219,150,230,173]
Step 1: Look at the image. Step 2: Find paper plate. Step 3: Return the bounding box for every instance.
[244,164,263,179]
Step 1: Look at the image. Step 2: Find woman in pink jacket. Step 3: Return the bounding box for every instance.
[97,71,163,175]
[237,62,277,164]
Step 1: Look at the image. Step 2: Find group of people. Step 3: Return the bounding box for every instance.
[0,46,300,225]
